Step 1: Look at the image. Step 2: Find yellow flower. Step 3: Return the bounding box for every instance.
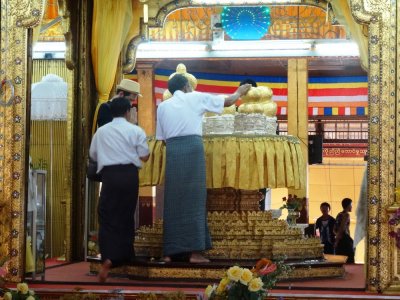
[4,292,12,300]
[219,277,230,288]
[27,296,35,300]
[248,277,264,292]
[216,284,226,295]
[205,285,215,298]
[240,268,253,285]
[17,282,29,294]
[227,266,243,282]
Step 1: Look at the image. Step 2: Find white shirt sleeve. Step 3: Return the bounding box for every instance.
[135,127,150,158]
[197,92,224,114]
[89,133,98,161]
[156,105,165,140]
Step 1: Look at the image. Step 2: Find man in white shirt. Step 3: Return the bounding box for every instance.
[90,97,149,282]
[97,79,142,127]
[156,74,250,263]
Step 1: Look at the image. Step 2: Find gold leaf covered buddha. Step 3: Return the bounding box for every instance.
[238,86,277,117]
[162,63,198,100]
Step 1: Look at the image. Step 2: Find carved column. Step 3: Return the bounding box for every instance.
[287,59,308,211]
[0,0,46,283]
[136,62,155,226]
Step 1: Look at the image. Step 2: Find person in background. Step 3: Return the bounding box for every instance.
[239,78,257,88]
[90,97,149,282]
[334,198,355,263]
[156,74,251,263]
[97,79,142,127]
[315,202,336,254]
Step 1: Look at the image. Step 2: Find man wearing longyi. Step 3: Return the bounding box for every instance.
[156,73,251,263]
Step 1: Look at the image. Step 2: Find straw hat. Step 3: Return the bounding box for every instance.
[116,79,142,96]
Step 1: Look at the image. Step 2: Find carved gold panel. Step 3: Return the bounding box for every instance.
[0,0,74,282]
[0,0,46,282]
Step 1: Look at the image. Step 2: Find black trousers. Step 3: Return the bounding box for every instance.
[98,164,138,267]
[335,233,355,263]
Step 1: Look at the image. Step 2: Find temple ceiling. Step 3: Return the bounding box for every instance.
[143,57,366,77]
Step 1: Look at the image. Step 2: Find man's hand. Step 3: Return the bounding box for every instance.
[237,83,252,96]
[224,83,252,107]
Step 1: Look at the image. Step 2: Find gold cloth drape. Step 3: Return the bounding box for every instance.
[91,0,133,134]
[139,135,305,190]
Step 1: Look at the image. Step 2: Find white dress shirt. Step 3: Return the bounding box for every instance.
[89,117,149,172]
[156,90,224,140]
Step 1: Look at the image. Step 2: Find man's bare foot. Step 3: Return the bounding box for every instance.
[98,259,112,283]
[162,256,171,263]
[189,253,210,263]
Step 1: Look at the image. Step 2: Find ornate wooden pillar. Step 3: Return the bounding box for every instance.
[136,62,155,226]
[287,58,309,222]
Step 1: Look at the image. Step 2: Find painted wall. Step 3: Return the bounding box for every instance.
[271,157,367,263]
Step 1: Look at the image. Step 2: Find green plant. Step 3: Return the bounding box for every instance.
[280,194,303,211]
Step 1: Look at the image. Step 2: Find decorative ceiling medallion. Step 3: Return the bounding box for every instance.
[371,116,379,124]
[14,76,22,84]
[371,75,379,84]
[370,237,379,245]
[370,195,379,205]
[370,258,378,266]
[370,157,378,164]
[11,229,19,238]
[12,153,21,161]
[371,35,379,44]
[12,191,20,199]
[221,6,271,40]
[32,9,40,16]
[369,218,377,224]
[369,278,378,286]
[10,249,18,257]
[13,134,21,142]
[14,115,21,123]
[12,172,20,180]
[370,177,378,185]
